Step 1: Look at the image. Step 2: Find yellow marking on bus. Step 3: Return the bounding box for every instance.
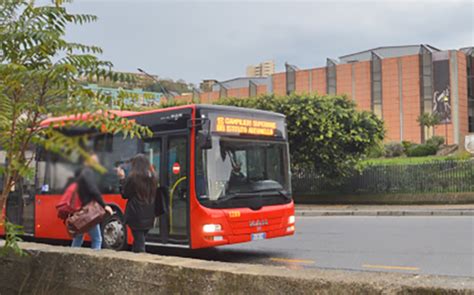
[169,176,187,235]
[362,264,419,271]
[228,211,241,218]
[270,258,315,264]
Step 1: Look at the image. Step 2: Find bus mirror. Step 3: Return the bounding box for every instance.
[197,130,212,149]
[197,119,212,149]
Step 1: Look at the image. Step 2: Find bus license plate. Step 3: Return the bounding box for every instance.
[251,232,266,241]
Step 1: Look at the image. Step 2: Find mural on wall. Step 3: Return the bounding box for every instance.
[432,52,451,124]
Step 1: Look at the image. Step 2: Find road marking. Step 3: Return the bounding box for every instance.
[362,264,419,271]
[270,258,315,264]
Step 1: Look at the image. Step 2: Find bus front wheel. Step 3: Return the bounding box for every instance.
[101,213,127,251]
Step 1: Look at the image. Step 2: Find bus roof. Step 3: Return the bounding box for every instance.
[40,104,285,127]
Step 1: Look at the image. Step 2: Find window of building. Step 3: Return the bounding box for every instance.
[371,52,383,118]
[326,59,337,95]
[285,63,296,95]
[467,51,474,132]
[249,80,258,97]
[420,46,433,114]
[219,84,227,99]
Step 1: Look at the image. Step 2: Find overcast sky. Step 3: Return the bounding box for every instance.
[64,0,473,84]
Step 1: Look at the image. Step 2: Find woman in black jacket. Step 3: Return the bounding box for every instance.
[71,153,113,250]
[118,154,157,253]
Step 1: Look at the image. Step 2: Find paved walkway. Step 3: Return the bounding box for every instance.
[295,204,474,216]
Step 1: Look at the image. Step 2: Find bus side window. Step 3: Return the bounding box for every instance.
[94,134,138,194]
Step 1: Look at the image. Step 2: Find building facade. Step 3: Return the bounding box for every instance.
[246,60,276,78]
[194,45,474,146]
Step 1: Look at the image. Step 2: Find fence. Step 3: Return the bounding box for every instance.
[292,159,474,195]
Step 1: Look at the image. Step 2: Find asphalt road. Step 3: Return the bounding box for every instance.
[149,216,474,277]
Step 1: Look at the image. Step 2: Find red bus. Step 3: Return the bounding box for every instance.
[0,105,294,250]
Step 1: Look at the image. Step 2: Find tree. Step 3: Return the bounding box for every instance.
[144,79,192,95]
[417,112,441,139]
[216,94,385,180]
[0,0,151,252]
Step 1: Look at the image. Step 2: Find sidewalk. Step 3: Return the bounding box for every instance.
[295,204,474,217]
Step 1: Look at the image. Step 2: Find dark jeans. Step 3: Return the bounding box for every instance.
[131,229,148,253]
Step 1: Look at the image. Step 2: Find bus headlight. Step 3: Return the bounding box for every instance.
[203,224,222,233]
[288,215,295,224]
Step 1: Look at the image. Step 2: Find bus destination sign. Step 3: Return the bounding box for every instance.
[215,116,277,136]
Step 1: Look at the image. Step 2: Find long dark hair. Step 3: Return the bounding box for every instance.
[127,154,157,203]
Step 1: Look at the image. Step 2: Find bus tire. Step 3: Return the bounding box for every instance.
[101,213,127,251]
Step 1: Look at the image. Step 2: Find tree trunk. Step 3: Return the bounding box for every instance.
[0,176,12,224]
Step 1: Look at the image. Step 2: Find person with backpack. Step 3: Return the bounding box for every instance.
[71,153,113,250]
[117,154,157,253]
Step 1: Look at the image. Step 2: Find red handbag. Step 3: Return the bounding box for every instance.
[56,182,81,220]
[66,200,105,236]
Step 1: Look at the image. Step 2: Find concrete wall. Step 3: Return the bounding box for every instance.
[0,242,472,295]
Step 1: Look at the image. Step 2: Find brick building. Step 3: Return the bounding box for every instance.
[193,45,474,146]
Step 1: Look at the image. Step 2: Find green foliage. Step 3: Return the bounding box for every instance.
[0,221,27,257]
[402,140,415,153]
[144,79,192,95]
[384,142,405,158]
[417,112,441,138]
[406,144,438,157]
[366,142,385,158]
[215,93,385,179]
[0,0,152,254]
[426,136,445,148]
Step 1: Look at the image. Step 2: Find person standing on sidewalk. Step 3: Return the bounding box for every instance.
[117,154,157,253]
[71,153,114,250]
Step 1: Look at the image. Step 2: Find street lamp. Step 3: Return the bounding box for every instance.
[137,68,172,102]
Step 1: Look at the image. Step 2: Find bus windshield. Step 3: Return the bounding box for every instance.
[196,136,291,204]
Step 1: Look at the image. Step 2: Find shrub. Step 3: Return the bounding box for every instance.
[402,141,414,153]
[426,136,445,148]
[367,142,384,158]
[384,142,405,158]
[406,144,438,157]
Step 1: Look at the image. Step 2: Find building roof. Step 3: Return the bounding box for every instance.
[212,77,271,91]
[337,44,441,64]
[460,46,474,54]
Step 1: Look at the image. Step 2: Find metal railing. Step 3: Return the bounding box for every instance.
[292,159,474,195]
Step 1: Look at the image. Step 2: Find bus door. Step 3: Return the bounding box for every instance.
[144,134,189,245]
[166,135,188,243]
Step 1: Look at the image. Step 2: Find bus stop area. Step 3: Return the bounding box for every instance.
[0,241,472,295]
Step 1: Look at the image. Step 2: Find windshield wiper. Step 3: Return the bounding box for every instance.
[215,192,250,203]
[252,188,290,199]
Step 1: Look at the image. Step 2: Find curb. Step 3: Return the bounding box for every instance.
[296,210,474,217]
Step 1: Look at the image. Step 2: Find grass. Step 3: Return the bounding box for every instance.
[361,153,472,166]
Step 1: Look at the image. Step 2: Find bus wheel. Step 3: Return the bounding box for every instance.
[102,214,127,251]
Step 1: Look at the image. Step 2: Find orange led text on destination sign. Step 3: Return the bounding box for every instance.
[216,117,276,136]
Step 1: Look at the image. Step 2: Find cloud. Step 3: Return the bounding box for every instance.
[65,1,473,83]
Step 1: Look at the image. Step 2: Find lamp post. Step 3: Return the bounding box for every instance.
[137,68,172,102]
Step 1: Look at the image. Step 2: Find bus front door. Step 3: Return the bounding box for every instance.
[144,134,189,245]
[166,136,188,243]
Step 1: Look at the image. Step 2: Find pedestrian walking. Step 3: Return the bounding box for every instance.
[71,153,114,250]
[117,154,157,253]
